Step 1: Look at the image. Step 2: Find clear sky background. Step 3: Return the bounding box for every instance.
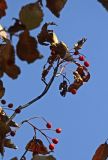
[1,0,108,160]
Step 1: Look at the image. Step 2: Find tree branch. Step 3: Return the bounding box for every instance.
[6,62,59,125]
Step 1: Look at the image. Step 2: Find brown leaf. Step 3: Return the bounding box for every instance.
[46,0,67,17]
[5,64,21,79]
[4,139,18,149]
[19,2,43,30]
[37,22,58,46]
[0,80,5,98]
[0,41,21,79]
[8,18,26,36]
[0,0,7,19]
[92,143,108,160]
[32,155,56,160]
[98,0,108,11]
[50,41,68,58]
[0,137,5,156]
[16,30,43,63]
[0,121,11,137]
[0,107,19,127]
[26,138,49,155]
[0,138,17,156]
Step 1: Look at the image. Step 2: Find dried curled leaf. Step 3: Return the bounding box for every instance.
[0,121,11,136]
[8,18,26,36]
[0,80,5,98]
[0,138,18,156]
[0,107,18,156]
[68,64,90,92]
[92,143,108,160]
[26,138,49,155]
[32,155,56,160]
[0,107,19,127]
[73,38,87,51]
[50,41,69,58]
[98,0,108,11]
[17,30,43,63]
[46,0,67,17]
[0,108,11,137]
[0,41,21,79]
[37,22,58,46]
[19,2,43,30]
[0,0,7,19]
[4,139,18,149]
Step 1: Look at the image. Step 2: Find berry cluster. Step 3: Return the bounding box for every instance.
[46,122,61,151]
[0,100,62,157]
[39,23,90,96]
[0,99,21,113]
[1,99,13,107]
[21,117,62,158]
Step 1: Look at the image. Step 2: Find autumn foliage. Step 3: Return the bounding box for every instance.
[0,0,106,160]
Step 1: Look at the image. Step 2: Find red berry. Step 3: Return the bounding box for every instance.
[46,122,52,128]
[74,51,79,55]
[8,103,13,108]
[1,99,6,104]
[10,131,16,136]
[84,61,90,67]
[56,128,62,133]
[49,143,55,150]
[15,108,21,114]
[79,55,85,61]
[52,138,59,144]
[70,88,77,94]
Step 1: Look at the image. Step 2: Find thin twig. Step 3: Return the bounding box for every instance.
[6,61,59,125]
[20,150,28,160]
[23,121,51,144]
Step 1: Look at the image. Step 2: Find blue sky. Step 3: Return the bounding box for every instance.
[1,0,108,160]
